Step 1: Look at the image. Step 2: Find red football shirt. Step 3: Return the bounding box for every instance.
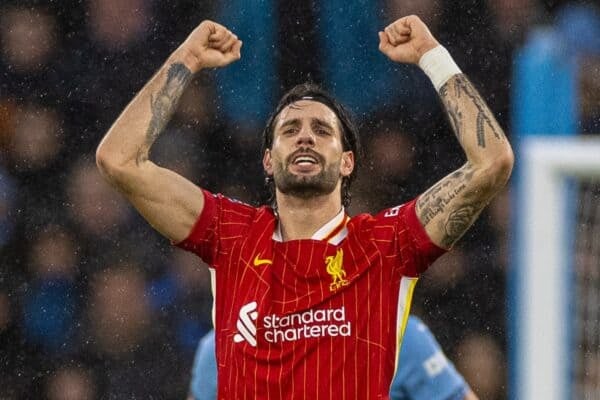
[178,190,445,399]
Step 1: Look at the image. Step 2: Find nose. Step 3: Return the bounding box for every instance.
[296,126,315,147]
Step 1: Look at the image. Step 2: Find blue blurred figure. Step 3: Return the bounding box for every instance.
[188,316,478,400]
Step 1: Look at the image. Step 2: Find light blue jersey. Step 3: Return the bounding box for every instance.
[391,316,469,400]
[190,316,469,400]
[189,330,217,400]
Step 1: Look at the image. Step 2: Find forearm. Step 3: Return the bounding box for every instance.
[415,48,513,248]
[438,73,513,173]
[379,16,514,248]
[96,49,196,174]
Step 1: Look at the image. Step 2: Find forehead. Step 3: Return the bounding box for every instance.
[275,100,340,130]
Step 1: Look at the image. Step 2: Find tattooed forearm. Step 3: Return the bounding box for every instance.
[417,167,474,226]
[136,63,192,164]
[418,74,513,248]
[440,85,462,141]
[439,204,482,248]
[476,112,486,147]
[439,74,505,149]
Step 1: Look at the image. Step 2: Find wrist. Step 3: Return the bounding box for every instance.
[418,45,462,92]
[169,47,203,74]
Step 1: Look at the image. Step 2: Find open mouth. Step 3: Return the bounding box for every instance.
[292,155,318,166]
[288,149,322,167]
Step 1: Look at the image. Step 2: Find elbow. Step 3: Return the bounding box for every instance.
[497,146,515,183]
[95,144,117,179]
[95,143,133,184]
[484,146,515,189]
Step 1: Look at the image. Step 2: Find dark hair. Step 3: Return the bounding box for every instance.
[261,83,361,208]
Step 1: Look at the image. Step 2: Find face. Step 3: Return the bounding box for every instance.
[263,100,354,200]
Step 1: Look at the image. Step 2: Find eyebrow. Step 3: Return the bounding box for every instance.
[278,118,336,131]
[279,118,301,130]
[311,119,335,131]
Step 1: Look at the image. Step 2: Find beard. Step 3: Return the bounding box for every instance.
[272,149,341,199]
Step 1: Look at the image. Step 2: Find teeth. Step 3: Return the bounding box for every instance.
[294,156,317,164]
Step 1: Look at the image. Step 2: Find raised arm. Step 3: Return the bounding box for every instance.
[378,15,513,249]
[96,21,242,243]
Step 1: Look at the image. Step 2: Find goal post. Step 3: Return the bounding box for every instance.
[513,136,600,400]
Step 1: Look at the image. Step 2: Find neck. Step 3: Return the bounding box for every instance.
[275,190,343,241]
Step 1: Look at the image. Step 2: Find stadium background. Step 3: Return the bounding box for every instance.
[0,0,598,399]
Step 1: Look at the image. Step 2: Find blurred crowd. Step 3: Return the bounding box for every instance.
[0,0,598,399]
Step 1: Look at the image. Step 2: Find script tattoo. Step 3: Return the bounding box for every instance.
[417,168,473,226]
[136,63,192,164]
[417,165,489,247]
[439,75,505,149]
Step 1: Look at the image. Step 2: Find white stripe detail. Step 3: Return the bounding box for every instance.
[272,207,347,242]
[328,227,348,245]
[311,208,346,240]
[272,223,283,242]
[209,267,216,327]
[394,277,419,374]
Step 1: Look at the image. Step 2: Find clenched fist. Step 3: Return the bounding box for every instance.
[175,20,242,73]
[378,15,439,64]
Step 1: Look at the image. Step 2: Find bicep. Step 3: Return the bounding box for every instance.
[112,161,204,243]
[416,163,495,249]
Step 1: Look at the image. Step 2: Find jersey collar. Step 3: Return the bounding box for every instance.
[272,208,349,245]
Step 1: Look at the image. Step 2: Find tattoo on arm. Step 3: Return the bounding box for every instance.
[418,168,473,226]
[419,76,510,248]
[439,204,482,248]
[440,85,463,141]
[439,74,505,149]
[417,165,488,248]
[136,63,192,164]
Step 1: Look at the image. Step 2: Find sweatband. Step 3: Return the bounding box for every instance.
[418,45,462,92]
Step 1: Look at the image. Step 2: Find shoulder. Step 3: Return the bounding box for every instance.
[348,201,413,229]
[198,329,216,352]
[206,191,275,225]
[393,316,469,398]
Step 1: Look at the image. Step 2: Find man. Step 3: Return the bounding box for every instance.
[188,317,479,400]
[96,15,513,399]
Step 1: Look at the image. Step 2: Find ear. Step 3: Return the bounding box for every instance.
[340,151,354,177]
[263,149,273,176]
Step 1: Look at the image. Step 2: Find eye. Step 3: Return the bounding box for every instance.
[315,128,331,136]
[282,128,298,136]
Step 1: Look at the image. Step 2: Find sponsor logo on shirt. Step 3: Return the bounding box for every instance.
[233,301,258,346]
[253,254,273,267]
[423,350,449,377]
[233,302,352,346]
[325,249,348,292]
[263,307,351,343]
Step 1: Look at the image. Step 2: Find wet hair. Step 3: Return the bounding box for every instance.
[261,83,361,208]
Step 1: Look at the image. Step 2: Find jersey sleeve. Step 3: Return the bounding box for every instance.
[176,190,258,266]
[190,330,218,400]
[176,190,219,265]
[376,199,446,276]
[390,317,469,400]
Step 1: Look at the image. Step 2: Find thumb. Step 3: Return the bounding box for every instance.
[229,40,243,60]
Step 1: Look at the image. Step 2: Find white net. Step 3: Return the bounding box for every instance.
[573,180,600,399]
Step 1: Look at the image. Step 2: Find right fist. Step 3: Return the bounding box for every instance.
[176,20,242,73]
[378,15,438,65]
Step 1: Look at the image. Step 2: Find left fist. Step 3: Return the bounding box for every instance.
[378,15,439,64]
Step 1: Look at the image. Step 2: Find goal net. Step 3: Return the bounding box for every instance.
[513,136,600,400]
[573,179,600,398]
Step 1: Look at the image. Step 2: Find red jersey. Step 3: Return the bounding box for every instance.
[178,190,444,399]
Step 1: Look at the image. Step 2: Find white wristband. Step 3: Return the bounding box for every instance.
[418,45,462,92]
